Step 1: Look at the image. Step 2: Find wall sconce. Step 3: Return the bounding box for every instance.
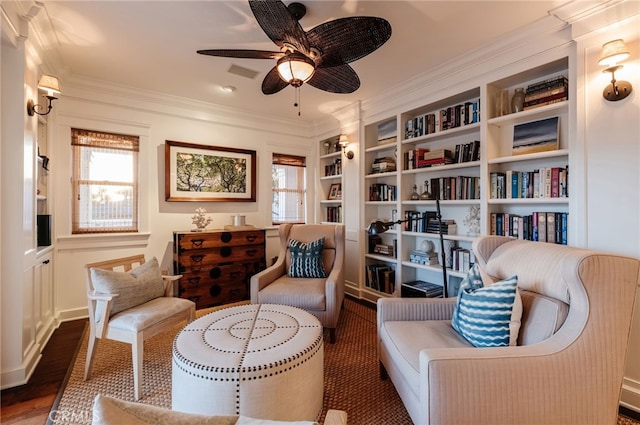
[338,134,354,160]
[27,74,61,116]
[598,39,633,101]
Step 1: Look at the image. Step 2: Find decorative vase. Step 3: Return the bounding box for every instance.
[410,184,420,200]
[420,180,432,200]
[511,88,525,113]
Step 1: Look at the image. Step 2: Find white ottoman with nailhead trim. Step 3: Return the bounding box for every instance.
[172,303,324,421]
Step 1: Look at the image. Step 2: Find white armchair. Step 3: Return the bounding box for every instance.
[378,236,639,424]
[84,255,195,400]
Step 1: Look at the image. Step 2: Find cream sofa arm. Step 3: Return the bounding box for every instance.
[250,258,286,301]
[377,297,457,324]
[162,274,182,297]
[92,394,347,425]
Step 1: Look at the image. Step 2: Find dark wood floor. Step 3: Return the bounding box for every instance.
[1,319,86,425]
[2,316,640,425]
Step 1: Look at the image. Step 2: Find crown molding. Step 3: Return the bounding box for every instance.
[360,14,570,122]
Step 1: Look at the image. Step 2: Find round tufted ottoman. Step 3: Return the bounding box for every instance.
[172,303,323,421]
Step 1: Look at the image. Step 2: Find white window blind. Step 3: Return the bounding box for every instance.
[71,128,139,233]
[272,153,306,225]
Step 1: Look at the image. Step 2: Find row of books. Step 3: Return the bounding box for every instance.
[401,280,443,298]
[523,75,568,111]
[325,206,342,223]
[365,263,395,294]
[403,141,480,170]
[369,183,397,202]
[371,156,396,174]
[404,98,480,139]
[324,158,342,177]
[403,210,458,235]
[490,211,568,244]
[490,166,568,199]
[430,176,481,201]
[451,248,475,273]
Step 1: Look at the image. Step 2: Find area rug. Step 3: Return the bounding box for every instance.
[49,299,411,424]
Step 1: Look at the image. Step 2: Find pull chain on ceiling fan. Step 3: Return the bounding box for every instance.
[197,0,392,114]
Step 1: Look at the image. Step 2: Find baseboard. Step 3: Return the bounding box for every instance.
[621,377,640,416]
[57,307,89,322]
[0,346,40,390]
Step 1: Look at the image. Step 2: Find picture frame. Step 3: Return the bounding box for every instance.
[165,140,256,202]
[328,183,342,200]
[512,116,559,155]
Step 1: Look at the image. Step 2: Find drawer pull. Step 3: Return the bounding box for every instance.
[190,239,205,248]
[245,235,257,242]
[190,255,204,263]
[187,277,200,285]
[246,249,258,256]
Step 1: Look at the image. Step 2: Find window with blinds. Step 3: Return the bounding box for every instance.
[272,153,306,225]
[71,128,139,233]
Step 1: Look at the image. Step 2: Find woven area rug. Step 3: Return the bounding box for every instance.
[50,299,411,424]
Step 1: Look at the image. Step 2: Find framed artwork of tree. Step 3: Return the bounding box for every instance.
[165,140,256,202]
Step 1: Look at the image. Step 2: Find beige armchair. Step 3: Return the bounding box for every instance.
[85,255,195,400]
[251,224,345,343]
[378,236,639,425]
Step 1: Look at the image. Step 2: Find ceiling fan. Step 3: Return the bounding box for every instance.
[197,0,392,101]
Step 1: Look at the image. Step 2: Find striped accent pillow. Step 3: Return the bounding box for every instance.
[288,237,328,278]
[451,266,521,347]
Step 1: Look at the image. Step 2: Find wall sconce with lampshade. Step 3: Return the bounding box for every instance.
[27,74,61,116]
[598,39,633,102]
[338,134,354,160]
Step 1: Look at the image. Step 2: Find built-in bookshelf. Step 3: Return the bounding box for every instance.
[357,55,572,303]
[319,135,344,224]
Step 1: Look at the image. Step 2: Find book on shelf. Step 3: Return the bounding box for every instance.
[371,156,396,173]
[409,250,438,265]
[365,263,395,294]
[403,98,480,140]
[401,280,443,298]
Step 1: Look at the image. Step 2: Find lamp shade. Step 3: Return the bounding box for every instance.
[598,39,630,67]
[37,74,61,96]
[338,134,349,148]
[277,52,315,84]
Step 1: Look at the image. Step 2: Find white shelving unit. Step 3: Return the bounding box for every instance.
[318,136,344,225]
[358,55,571,302]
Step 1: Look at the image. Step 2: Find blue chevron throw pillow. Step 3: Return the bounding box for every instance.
[451,265,521,347]
[288,237,328,279]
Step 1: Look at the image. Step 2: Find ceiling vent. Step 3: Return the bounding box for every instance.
[227,64,260,80]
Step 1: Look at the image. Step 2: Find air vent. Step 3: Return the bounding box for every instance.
[227,64,260,80]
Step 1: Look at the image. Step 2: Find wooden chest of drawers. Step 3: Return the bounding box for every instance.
[173,229,266,309]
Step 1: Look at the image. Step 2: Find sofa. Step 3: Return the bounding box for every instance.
[378,236,639,425]
[92,394,348,425]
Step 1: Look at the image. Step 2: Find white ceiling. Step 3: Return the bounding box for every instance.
[34,1,571,123]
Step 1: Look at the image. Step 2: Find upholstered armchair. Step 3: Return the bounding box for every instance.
[378,236,639,425]
[84,255,195,400]
[251,224,345,343]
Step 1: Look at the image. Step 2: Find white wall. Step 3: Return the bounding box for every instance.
[575,16,640,410]
[52,82,320,319]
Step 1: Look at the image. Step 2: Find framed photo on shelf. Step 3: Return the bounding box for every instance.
[165,140,256,202]
[512,116,559,155]
[328,183,342,200]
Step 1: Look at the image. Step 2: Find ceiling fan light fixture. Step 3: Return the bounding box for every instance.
[276,52,315,86]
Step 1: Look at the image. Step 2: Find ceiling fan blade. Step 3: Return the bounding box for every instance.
[307,17,392,68]
[262,66,289,95]
[197,49,284,60]
[249,0,310,54]
[307,64,360,94]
